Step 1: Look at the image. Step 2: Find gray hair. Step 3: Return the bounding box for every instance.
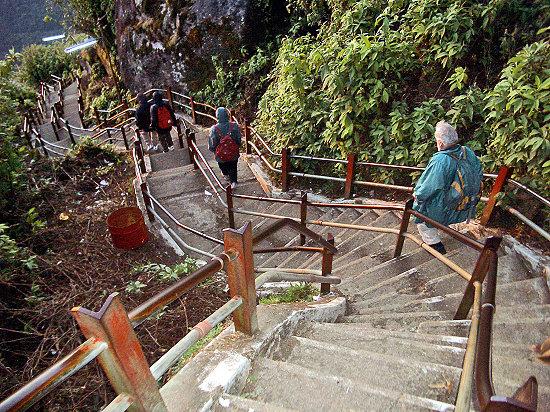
[435,121,458,147]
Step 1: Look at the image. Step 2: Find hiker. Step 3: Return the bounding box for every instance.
[208,107,241,189]
[135,93,158,152]
[412,121,482,255]
[150,90,177,152]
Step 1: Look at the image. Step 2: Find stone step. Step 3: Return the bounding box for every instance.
[295,322,465,368]
[215,393,295,412]
[417,317,550,346]
[150,147,195,172]
[242,357,455,411]
[357,276,550,316]
[296,209,380,270]
[281,336,461,404]
[343,310,451,332]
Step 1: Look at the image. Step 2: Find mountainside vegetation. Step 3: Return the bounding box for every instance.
[250,0,549,195]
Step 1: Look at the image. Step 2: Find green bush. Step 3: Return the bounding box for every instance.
[18,43,75,87]
[254,0,549,193]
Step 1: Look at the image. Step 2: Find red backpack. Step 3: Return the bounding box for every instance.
[215,123,239,162]
[157,105,173,130]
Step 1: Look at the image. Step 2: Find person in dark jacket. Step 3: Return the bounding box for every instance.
[150,91,177,152]
[208,107,241,189]
[135,93,158,152]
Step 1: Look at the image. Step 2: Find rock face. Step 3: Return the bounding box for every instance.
[115,0,265,93]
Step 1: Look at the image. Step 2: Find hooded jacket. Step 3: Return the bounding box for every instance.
[413,144,482,227]
[208,107,241,162]
[135,99,151,131]
[150,94,177,132]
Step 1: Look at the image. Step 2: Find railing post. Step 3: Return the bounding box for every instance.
[37,133,48,158]
[480,166,512,226]
[281,147,291,192]
[106,128,112,143]
[23,122,32,149]
[176,118,184,149]
[141,182,155,222]
[166,86,174,106]
[51,120,61,141]
[393,198,414,258]
[66,121,76,145]
[188,131,198,170]
[94,107,101,125]
[454,236,502,320]
[226,184,235,229]
[189,96,197,124]
[135,139,147,175]
[243,119,251,155]
[223,223,258,335]
[321,233,334,295]
[121,126,129,150]
[71,293,168,412]
[300,191,308,245]
[344,153,357,199]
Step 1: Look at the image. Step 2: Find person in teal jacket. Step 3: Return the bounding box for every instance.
[413,121,482,255]
[208,107,241,189]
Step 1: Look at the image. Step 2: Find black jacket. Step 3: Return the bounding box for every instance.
[135,101,151,131]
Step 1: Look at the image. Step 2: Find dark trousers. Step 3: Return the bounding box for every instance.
[218,160,238,183]
[157,130,173,152]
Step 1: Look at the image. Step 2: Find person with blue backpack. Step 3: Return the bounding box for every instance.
[413,121,483,255]
[208,107,241,189]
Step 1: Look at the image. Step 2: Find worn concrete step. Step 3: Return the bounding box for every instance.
[343,310,451,332]
[417,317,550,346]
[359,276,550,316]
[281,336,462,404]
[150,148,191,172]
[215,393,295,412]
[295,322,465,368]
[243,357,455,411]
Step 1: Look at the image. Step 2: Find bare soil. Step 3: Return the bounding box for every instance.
[0,149,228,410]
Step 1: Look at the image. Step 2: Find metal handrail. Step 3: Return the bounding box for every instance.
[0,338,107,411]
[128,255,227,325]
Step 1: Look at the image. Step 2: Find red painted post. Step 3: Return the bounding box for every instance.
[300,191,308,245]
[141,182,155,222]
[71,293,168,412]
[344,153,357,199]
[121,126,129,150]
[223,223,258,335]
[243,119,252,155]
[480,166,513,226]
[454,236,502,320]
[166,86,174,107]
[135,139,147,174]
[51,120,60,141]
[66,121,76,145]
[189,131,198,170]
[321,233,334,295]
[189,96,197,124]
[94,107,101,126]
[281,148,291,192]
[226,184,235,229]
[176,118,184,149]
[185,128,196,168]
[393,198,414,258]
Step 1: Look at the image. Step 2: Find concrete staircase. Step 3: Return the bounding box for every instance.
[145,123,550,410]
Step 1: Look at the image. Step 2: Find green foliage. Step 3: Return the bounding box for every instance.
[25,284,46,305]
[0,224,37,280]
[125,280,147,294]
[18,43,75,87]
[25,208,46,234]
[132,258,198,283]
[255,0,549,194]
[259,283,318,304]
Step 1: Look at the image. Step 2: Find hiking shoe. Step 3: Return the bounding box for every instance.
[430,241,447,255]
[168,146,175,151]
[231,182,237,189]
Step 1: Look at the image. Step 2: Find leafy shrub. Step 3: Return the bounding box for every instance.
[18,43,75,87]
[0,223,37,280]
[131,258,198,283]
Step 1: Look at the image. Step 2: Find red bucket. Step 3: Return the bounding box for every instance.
[107,207,149,249]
